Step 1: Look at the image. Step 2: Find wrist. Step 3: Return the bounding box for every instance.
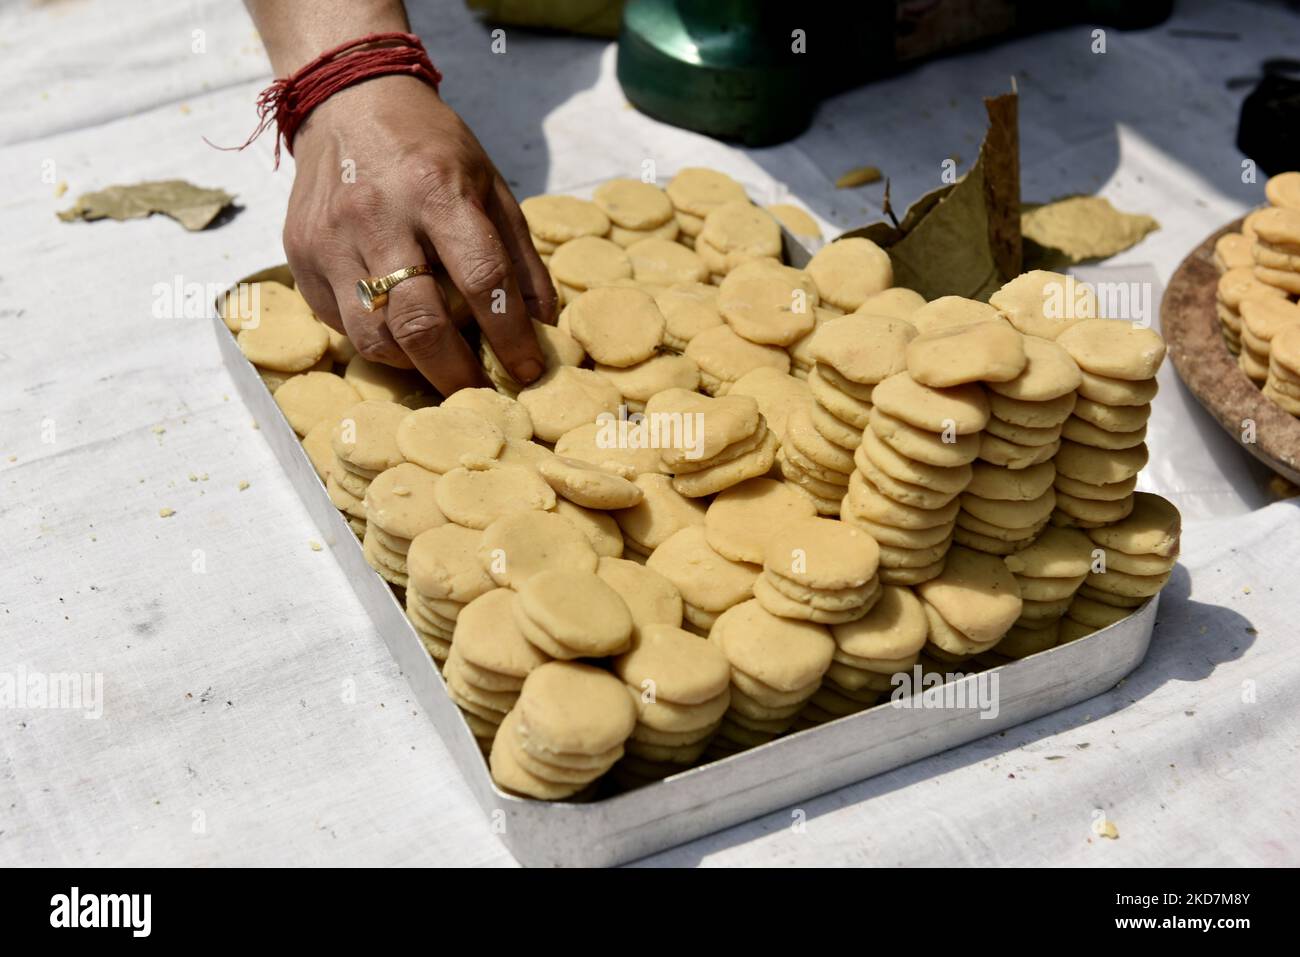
[293,74,442,152]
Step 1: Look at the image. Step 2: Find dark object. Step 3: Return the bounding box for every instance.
[616,0,1173,147]
[1237,61,1300,176]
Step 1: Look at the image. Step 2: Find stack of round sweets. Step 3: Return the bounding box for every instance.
[234,281,331,390]
[564,285,666,371]
[1054,319,1166,528]
[804,237,894,313]
[593,353,701,413]
[489,661,636,800]
[481,320,587,398]
[728,366,813,443]
[666,167,749,250]
[1267,171,1300,211]
[477,509,599,590]
[654,282,725,352]
[844,371,986,583]
[343,354,432,408]
[707,599,834,757]
[612,624,732,787]
[516,366,622,444]
[1216,266,1287,355]
[696,201,783,281]
[716,260,819,348]
[705,478,816,566]
[785,306,832,380]
[988,270,1095,340]
[853,287,927,322]
[1264,321,1300,415]
[612,474,707,559]
[1249,206,1300,297]
[445,589,550,754]
[1241,298,1300,389]
[595,556,683,635]
[980,526,1094,664]
[644,389,778,497]
[396,405,504,475]
[797,584,928,729]
[520,194,610,266]
[647,526,759,634]
[362,462,447,589]
[956,460,1057,556]
[915,546,1023,664]
[685,323,791,395]
[1063,492,1180,642]
[754,517,882,624]
[513,569,633,660]
[433,461,557,530]
[781,312,910,513]
[273,371,361,438]
[548,235,633,306]
[1214,233,1256,273]
[329,400,411,538]
[405,523,497,664]
[593,178,679,248]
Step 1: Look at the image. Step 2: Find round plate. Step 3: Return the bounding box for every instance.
[1163,217,1300,484]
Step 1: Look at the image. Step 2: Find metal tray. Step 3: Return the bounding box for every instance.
[214,264,1158,867]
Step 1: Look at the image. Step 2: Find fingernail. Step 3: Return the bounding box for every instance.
[516,358,543,384]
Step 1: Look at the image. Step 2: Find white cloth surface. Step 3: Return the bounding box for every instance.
[1,0,1298,866]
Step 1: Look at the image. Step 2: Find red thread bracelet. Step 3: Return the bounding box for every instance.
[212,31,442,167]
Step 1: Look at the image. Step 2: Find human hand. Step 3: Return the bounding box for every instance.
[284,74,556,394]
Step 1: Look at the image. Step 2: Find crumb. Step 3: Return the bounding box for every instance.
[251,420,260,430]
[151,425,166,435]
[1092,819,1119,840]
[309,540,322,551]
[835,165,882,189]
[180,103,191,114]
[7,455,15,463]
[392,485,411,497]
[238,480,249,491]
[158,508,175,518]
[200,473,209,481]
[54,180,68,198]
[1242,585,1251,594]
[188,473,198,482]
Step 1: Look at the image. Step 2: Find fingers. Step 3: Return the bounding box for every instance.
[361,241,489,395]
[423,195,546,386]
[488,173,559,326]
[328,251,413,369]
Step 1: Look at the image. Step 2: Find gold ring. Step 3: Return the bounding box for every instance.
[356,264,433,312]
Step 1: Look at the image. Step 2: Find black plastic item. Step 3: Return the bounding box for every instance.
[1237,61,1300,177]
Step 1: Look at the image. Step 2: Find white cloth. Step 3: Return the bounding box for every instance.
[1,0,1297,866]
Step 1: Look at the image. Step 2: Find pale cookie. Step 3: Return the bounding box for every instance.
[1086,491,1180,557]
[729,367,813,441]
[1255,265,1300,295]
[1012,573,1085,603]
[456,589,550,678]
[828,586,926,663]
[1003,525,1094,578]
[565,286,666,367]
[626,237,707,285]
[726,259,820,303]
[553,500,623,558]
[805,237,892,311]
[1057,319,1166,381]
[635,685,730,734]
[645,388,762,467]
[905,321,1027,386]
[1086,565,1169,599]
[237,291,329,372]
[979,433,1060,469]
[814,362,876,401]
[1054,472,1137,503]
[490,711,590,800]
[1252,238,1300,271]
[986,336,1081,402]
[609,218,681,249]
[1071,397,1151,433]
[855,454,961,509]
[302,416,341,480]
[1214,233,1255,272]
[808,368,873,429]
[1251,205,1300,247]
[538,455,643,509]
[871,373,990,434]
[441,388,534,441]
[763,569,881,612]
[984,415,1062,447]
[434,465,555,530]
[327,473,366,518]
[841,510,954,549]
[666,168,749,218]
[273,372,361,437]
[685,324,791,394]
[1054,439,1149,485]
[812,402,864,450]
[1060,415,1147,450]
[752,575,872,624]
[593,178,673,229]
[718,272,817,346]
[1265,171,1300,211]
[916,546,1022,644]
[986,390,1077,428]
[597,556,682,634]
[364,462,446,540]
[965,460,1055,501]
[766,203,821,239]
[811,313,916,385]
[763,516,879,589]
[844,469,962,528]
[520,194,610,243]
[550,235,633,290]
[517,661,637,757]
[1217,265,1287,310]
[331,399,409,473]
[553,421,666,477]
[654,282,724,350]
[996,621,1060,658]
[699,201,782,262]
[396,406,503,474]
[1101,546,1177,577]
[1272,322,1300,376]
[482,319,586,396]
[670,430,778,497]
[868,407,980,467]
[989,270,1095,339]
[613,473,707,554]
[854,286,926,321]
[407,524,495,603]
[705,478,817,564]
[594,353,700,408]
[908,296,1001,335]
[961,485,1056,529]
[675,209,705,238]
[479,510,598,587]
[714,599,835,691]
[646,526,759,618]
[954,512,1041,543]
[516,569,633,658]
[221,280,303,333]
[517,366,622,443]
[785,403,855,473]
[615,623,730,706]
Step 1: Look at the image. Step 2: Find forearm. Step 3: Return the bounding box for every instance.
[245,0,411,75]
